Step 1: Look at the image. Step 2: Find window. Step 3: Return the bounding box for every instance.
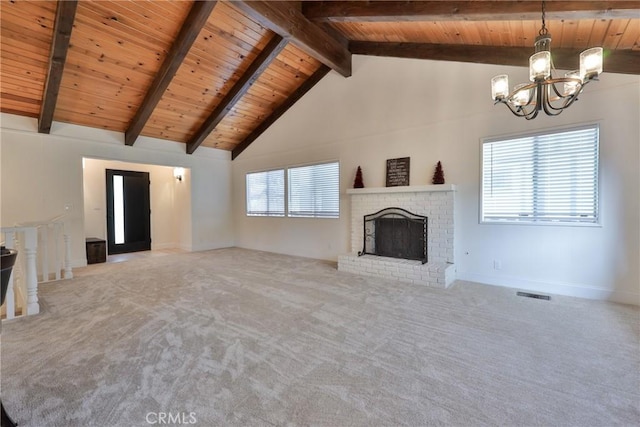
[288,162,339,218]
[481,125,599,224]
[246,162,340,218]
[246,169,285,216]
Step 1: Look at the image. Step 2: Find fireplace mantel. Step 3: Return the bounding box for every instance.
[346,184,456,195]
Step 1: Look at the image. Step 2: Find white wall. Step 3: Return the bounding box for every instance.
[82,158,191,251]
[232,55,640,305]
[0,114,234,266]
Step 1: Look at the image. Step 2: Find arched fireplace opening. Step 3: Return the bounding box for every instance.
[358,207,428,264]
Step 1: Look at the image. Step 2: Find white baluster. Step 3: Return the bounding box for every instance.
[64,233,73,279]
[24,227,39,315]
[4,231,16,319]
[54,223,62,280]
[40,225,49,282]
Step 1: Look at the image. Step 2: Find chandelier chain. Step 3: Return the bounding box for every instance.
[539,1,548,36]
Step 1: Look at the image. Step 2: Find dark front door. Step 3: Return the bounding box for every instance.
[106,169,151,255]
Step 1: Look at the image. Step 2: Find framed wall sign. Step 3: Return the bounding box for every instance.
[386,157,410,187]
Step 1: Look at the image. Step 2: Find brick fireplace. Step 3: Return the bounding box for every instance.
[338,184,456,288]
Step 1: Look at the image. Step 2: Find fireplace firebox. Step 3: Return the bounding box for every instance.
[358,207,427,264]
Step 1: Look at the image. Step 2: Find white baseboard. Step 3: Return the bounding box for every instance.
[73,258,88,269]
[190,242,234,252]
[457,272,639,306]
[151,242,177,250]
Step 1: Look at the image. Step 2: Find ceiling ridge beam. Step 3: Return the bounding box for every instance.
[350,41,640,75]
[186,34,289,155]
[231,1,351,77]
[38,0,78,134]
[304,1,640,22]
[232,64,331,160]
[124,1,217,146]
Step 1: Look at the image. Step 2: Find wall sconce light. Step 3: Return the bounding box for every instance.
[173,167,185,182]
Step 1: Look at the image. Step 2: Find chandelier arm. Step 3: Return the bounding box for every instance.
[514,101,539,120]
[549,81,567,99]
[542,101,564,116]
[546,95,576,112]
[546,81,585,112]
[548,78,583,99]
[495,99,534,119]
[525,110,539,120]
[541,87,565,116]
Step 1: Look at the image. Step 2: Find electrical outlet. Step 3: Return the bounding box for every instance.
[493,260,502,270]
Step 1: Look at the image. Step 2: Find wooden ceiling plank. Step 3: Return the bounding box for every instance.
[174,53,250,84]
[52,109,128,131]
[1,80,49,97]
[1,44,53,66]
[232,64,330,160]
[231,1,351,77]
[350,41,640,75]
[62,63,151,93]
[38,0,78,134]
[195,25,267,58]
[55,91,140,114]
[215,2,272,39]
[574,19,596,50]
[603,19,632,49]
[186,34,289,154]
[98,0,192,38]
[1,59,48,79]
[75,2,183,50]
[589,19,614,47]
[68,20,174,64]
[560,20,579,49]
[186,37,264,71]
[616,19,640,49]
[0,29,52,53]
[1,107,39,118]
[0,9,56,42]
[212,5,271,44]
[125,0,217,146]
[269,52,317,75]
[1,92,41,105]
[303,1,640,23]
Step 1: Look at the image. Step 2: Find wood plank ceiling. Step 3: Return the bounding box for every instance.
[1,1,639,159]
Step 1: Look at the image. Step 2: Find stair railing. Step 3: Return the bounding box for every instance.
[1,215,73,319]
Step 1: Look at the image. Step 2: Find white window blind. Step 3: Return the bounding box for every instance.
[246,169,285,216]
[482,125,599,224]
[288,162,339,218]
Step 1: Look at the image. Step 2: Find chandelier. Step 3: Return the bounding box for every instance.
[491,1,603,120]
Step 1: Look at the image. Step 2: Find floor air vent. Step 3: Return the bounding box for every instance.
[517,291,550,300]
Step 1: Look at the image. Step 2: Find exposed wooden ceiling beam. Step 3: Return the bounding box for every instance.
[232,65,331,160]
[124,1,217,146]
[38,0,78,134]
[187,34,289,154]
[350,41,640,75]
[231,1,351,77]
[304,1,640,22]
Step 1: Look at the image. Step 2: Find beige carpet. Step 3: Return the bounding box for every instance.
[1,248,639,426]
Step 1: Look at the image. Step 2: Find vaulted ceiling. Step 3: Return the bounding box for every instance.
[1,1,639,159]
